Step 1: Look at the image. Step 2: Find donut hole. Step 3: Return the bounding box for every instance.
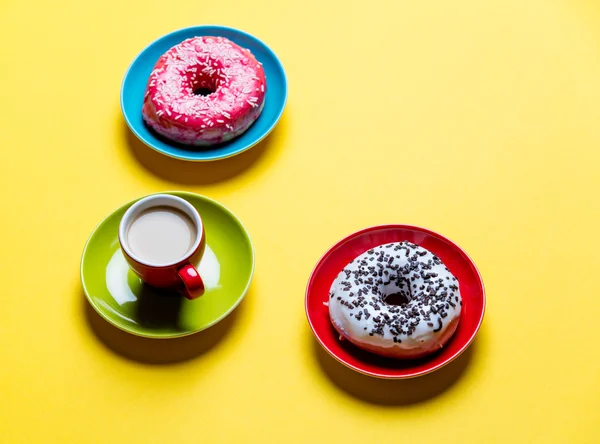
[193,87,214,97]
[383,292,410,306]
[189,71,219,97]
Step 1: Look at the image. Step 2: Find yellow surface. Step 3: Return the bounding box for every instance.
[1,0,599,442]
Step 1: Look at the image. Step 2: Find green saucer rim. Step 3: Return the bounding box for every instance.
[80,191,255,339]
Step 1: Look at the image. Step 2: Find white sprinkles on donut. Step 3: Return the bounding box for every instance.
[329,241,462,359]
[142,36,266,146]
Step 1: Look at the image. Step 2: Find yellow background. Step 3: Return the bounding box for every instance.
[1,0,599,442]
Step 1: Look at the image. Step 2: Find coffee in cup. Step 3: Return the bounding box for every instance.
[118,194,206,300]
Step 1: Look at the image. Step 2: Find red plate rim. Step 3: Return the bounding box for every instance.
[305,224,486,379]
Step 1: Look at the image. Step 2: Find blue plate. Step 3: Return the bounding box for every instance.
[121,25,287,162]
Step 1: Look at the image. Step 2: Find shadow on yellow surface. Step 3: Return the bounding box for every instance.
[313,338,475,406]
[122,114,287,185]
[83,291,244,364]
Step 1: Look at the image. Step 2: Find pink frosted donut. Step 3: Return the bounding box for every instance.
[142,36,266,146]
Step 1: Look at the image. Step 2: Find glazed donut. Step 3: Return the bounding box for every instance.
[328,241,462,359]
[142,36,266,146]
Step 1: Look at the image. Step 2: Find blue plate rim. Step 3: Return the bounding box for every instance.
[120,25,288,162]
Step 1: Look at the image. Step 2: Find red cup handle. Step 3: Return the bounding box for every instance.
[177,264,205,300]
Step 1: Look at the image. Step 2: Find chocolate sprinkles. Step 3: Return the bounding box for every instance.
[329,241,462,340]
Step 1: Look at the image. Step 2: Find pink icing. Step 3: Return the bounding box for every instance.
[142,36,266,146]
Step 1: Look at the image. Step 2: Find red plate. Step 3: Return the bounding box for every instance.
[306,225,485,379]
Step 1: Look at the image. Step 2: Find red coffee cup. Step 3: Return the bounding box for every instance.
[118,194,206,300]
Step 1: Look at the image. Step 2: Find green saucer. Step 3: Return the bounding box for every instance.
[81,191,254,338]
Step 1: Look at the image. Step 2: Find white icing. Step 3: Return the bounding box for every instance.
[329,242,461,353]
